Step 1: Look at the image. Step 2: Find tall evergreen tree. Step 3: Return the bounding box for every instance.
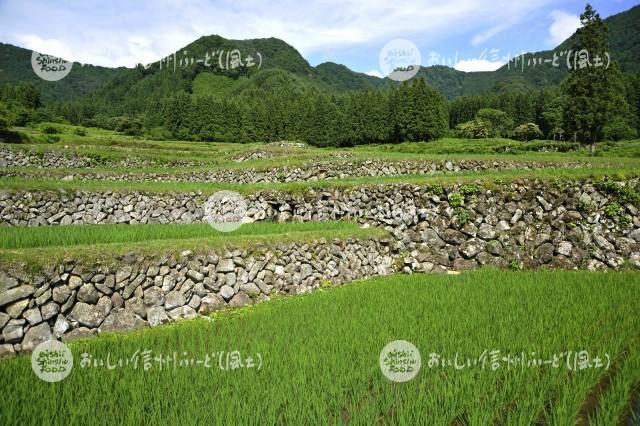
[0,101,10,132]
[389,82,413,143]
[163,92,192,139]
[408,78,442,141]
[562,3,631,153]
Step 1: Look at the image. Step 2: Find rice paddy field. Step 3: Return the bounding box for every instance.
[0,271,639,425]
[5,123,640,168]
[0,221,377,251]
[0,221,386,270]
[1,124,640,425]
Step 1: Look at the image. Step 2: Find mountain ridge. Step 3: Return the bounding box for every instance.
[0,4,638,103]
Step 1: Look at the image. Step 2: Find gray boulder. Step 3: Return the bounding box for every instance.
[98,309,147,334]
[21,323,53,352]
[69,302,106,328]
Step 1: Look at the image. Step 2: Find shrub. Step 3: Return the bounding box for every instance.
[82,114,111,129]
[513,123,543,141]
[509,260,522,271]
[112,116,143,136]
[0,101,9,132]
[147,126,172,140]
[459,184,480,195]
[42,125,60,134]
[576,199,593,212]
[456,119,489,139]
[598,179,640,206]
[604,202,622,218]
[74,127,87,136]
[476,108,513,138]
[456,208,470,225]
[429,184,444,195]
[9,106,32,127]
[603,120,637,141]
[448,192,465,207]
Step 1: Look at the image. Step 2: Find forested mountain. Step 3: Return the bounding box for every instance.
[0,4,638,105]
[315,62,391,92]
[81,35,392,107]
[0,42,127,103]
[0,36,418,105]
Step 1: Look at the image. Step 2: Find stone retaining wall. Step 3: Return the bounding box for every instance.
[0,147,202,169]
[1,178,639,356]
[1,179,638,271]
[0,237,395,357]
[0,158,585,183]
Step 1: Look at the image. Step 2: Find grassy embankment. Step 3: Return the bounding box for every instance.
[0,221,386,269]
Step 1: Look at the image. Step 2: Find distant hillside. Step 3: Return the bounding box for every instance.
[0,42,126,102]
[0,4,638,104]
[315,62,391,92]
[104,35,389,97]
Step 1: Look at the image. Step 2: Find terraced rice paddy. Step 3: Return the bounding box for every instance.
[1,124,639,425]
[1,271,639,424]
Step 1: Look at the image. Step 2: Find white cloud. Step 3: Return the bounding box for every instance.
[454,58,504,72]
[548,10,581,45]
[14,34,74,61]
[365,69,383,78]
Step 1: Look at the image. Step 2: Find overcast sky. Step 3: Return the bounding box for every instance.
[0,0,636,75]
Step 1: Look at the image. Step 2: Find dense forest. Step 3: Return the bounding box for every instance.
[1,4,639,148]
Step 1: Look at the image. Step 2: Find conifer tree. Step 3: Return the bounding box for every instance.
[562,3,630,153]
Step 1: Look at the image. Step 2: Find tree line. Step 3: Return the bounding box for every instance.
[2,76,449,147]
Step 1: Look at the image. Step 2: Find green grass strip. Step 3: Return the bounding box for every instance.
[0,166,638,194]
[0,221,367,250]
[0,221,387,269]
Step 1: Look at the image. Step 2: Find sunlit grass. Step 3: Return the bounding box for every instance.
[0,221,386,269]
[0,270,638,424]
[0,221,368,250]
[0,166,637,194]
